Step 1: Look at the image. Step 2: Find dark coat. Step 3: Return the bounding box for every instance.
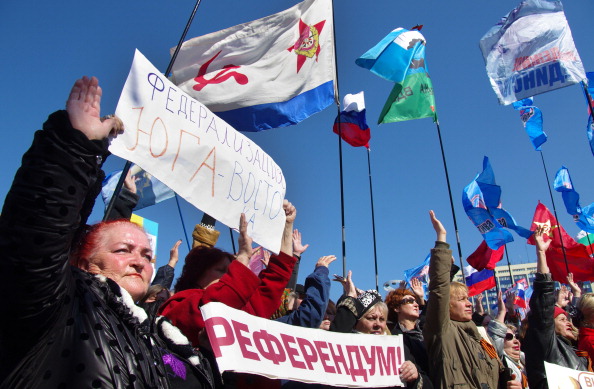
[0,111,212,389]
[523,273,588,389]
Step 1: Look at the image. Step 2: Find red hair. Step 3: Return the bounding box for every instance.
[70,219,146,268]
[174,246,234,292]
[385,288,415,324]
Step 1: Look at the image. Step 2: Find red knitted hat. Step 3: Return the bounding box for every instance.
[554,306,567,319]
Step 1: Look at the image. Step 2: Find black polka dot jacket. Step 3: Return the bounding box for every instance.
[0,111,213,389]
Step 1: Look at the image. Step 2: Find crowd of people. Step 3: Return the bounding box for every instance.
[1,76,593,389]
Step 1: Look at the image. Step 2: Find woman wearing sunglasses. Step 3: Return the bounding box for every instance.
[385,286,429,376]
[488,290,529,388]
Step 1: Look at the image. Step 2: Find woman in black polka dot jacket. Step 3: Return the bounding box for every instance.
[0,77,213,389]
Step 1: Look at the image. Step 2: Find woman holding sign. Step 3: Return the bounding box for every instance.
[330,273,432,388]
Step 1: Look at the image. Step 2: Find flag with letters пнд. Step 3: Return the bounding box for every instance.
[169,0,336,132]
[479,0,586,105]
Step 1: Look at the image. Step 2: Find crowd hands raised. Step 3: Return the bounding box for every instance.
[1,76,594,389]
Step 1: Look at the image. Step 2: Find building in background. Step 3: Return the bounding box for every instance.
[454,261,593,311]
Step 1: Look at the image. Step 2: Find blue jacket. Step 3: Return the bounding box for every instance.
[275,266,330,328]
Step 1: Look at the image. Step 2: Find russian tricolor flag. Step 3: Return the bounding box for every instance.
[513,278,528,308]
[465,268,496,297]
[333,92,370,148]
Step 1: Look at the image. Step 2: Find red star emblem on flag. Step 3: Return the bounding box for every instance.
[288,19,326,73]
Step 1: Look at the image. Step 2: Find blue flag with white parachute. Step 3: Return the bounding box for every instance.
[355,28,427,83]
[553,166,594,233]
[512,97,547,151]
[463,177,513,250]
[476,157,533,239]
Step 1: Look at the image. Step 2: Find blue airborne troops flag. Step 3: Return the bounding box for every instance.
[479,0,586,105]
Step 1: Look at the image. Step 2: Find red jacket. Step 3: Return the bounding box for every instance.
[159,252,296,346]
[579,326,594,363]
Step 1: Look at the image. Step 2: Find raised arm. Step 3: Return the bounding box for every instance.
[423,210,453,345]
[0,76,120,353]
[534,225,551,274]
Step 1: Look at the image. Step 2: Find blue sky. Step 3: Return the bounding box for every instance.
[1,1,593,302]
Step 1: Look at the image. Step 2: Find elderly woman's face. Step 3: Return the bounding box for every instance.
[83,223,153,301]
[355,305,387,335]
[503,330,521,361]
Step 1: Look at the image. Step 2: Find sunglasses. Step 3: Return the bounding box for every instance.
[399,298,417,305]
[505,333,519,341]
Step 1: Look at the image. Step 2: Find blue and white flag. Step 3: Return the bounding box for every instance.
[479,0,586,105]
[102,164,175,211]
[553,166,594,233]
[476,157,532,239]
[512,97,547,151]
[355,28,427,83]
[169,0,336,132]
[475,157,532,240]
[463,177,513,250]
[403,254,430,286]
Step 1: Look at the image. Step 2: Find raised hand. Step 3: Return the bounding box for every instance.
[236,213,253,266]
[534,225,552,252]
[66,76,123,140]
[410,278,425,301]
[168,239,182,267]
[429,210,446,242]
[123,169,138,193]
[334,270,357,298]
[292,229,309,256]
[316,255,336,268]
[567,272,582,298]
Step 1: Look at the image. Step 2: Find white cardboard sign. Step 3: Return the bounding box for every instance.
[201,302,406,387]
[110,50,286,253]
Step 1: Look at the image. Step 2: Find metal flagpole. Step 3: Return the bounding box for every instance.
[538,150,570,273]
[503,244,515,285]
[434,120,467,282]
[103,0,205,242]
[580,81,594,253]
[174,195,191,251]
[330,0,346,277]
[366,147,380,292]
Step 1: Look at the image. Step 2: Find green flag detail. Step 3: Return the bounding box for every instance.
[378,72,437,124]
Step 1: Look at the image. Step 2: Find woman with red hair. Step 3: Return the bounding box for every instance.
[385,286,429,375]
[0,76,212,389]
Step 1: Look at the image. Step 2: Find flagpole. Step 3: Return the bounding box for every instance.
[174,195,192,251]
[580,81,594,254]
[538,150,570,273]
[330,0,347,277]
[366,147,380,291]
[503,244,515,285]
[103,0,205,222]
[229,228,237,254]
[434,120,467,281]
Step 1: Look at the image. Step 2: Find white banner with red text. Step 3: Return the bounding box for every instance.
[544,361,594,388]
[201,302,405,387]
[110,50,286,253]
